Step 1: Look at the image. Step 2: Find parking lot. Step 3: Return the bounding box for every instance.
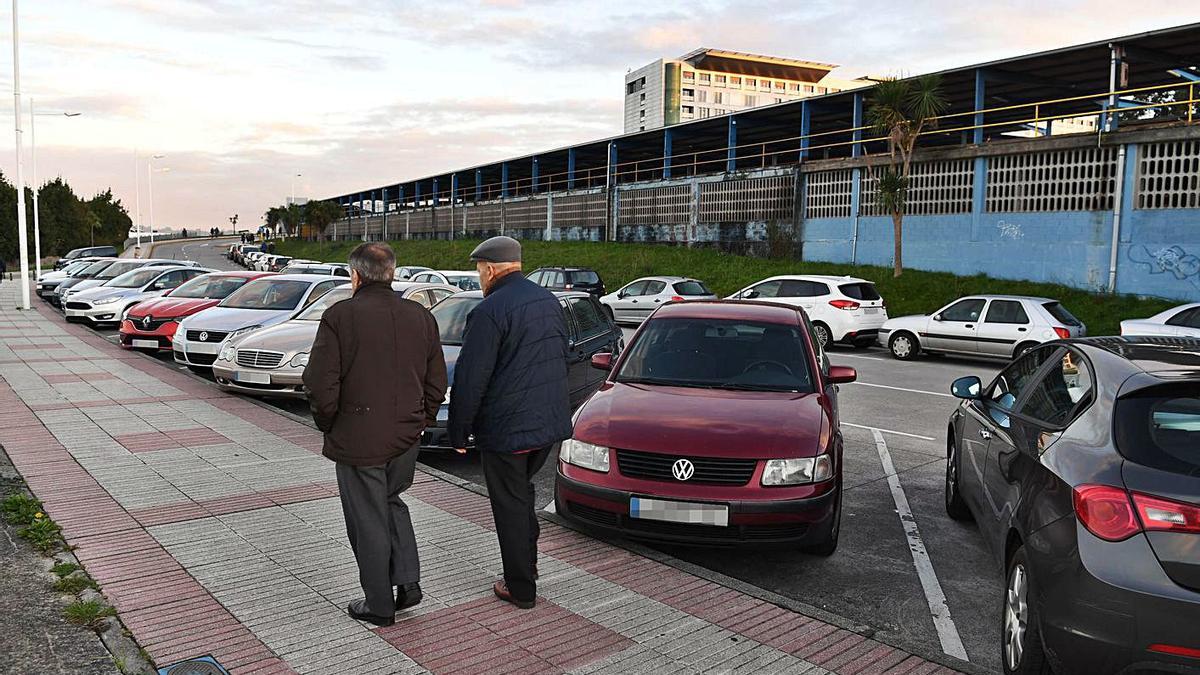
[88,238,1006,669]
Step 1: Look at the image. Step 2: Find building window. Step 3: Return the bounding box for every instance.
[713,92,724,104]
[714,75,726,86]
[744,95,756,107]
[697,90,707,102]
[681,88,694,98]
[699,107,711,118]
[639,109,646,119]
[639,126,645,131]
[789,83,801,92]
[699,73,711,82]
[746,78,756,87]
[681,105,694,114]
[803,85,813,93]
[730,76,741,86]
[828,87,839,93]
[761,79,771,89]
[626,77,645,95]
[816,87,826,94]
[682,71,694,80]
[774,80,785,90]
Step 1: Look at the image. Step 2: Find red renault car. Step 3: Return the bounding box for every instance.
[119,271,274,351]
[556,301,856,554]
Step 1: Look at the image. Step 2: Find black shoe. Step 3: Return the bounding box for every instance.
[347,599,394,627]
[533,564,539,581]
[395,583,423,611]
[493,581,535,609]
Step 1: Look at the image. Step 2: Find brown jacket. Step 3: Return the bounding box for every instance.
[303,281,447,466]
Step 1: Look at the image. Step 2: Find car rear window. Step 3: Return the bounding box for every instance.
[567,270,600,285]
[673,280,711,296]
[839,283,881,301]
[1043,301,1082,326]
[1115,383,1200,476]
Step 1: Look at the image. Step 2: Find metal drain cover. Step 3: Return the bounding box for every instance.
[159,655,229,675]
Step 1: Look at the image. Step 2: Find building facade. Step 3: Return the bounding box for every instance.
[624,48,872,133]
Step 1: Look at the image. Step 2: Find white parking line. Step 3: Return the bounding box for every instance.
[843,422,935,441]
[871,428,969,661]
[849,381,954,398]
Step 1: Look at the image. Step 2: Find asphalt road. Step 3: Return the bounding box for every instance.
[97,238,1007,670]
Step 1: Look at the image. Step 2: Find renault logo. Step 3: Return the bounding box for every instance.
[142,315,152,328]
[198,331,209,342]
[671,458,694,481]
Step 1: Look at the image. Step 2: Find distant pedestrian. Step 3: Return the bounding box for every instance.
[448,236,572,609]
[304,242,447,627]
[0,257,6,283]
[181,228,188,239]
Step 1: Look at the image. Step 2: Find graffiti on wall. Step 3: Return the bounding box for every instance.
[1128,244,1200,290]
[996,220,1025,240]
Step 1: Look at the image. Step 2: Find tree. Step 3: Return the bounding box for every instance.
[304,200,344,240]
[867,75,947,277]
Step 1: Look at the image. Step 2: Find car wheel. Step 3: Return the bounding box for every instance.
[945,436,972,521]
[801,482,841,557]
[812,322,832,349]
[1013,341,1039,359]
[889,332,919,360]
[1003,546,1050,674]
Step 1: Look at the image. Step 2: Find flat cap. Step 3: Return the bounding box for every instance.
[469,235,522,263]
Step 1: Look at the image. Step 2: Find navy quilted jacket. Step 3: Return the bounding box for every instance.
[447,272,572,453]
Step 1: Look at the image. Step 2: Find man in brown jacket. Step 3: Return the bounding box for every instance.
[303,242,447,627]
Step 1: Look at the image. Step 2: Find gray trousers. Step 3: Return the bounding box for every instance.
[336,446,420,617]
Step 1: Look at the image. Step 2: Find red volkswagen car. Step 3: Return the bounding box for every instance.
[556,301,856,554]
[119,271,274,351]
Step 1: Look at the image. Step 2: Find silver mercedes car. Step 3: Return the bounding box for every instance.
[211,282,459,397]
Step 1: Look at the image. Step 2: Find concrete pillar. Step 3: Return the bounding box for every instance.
[532,156,540,193]
[973,69,985,144]
[799,101,811,162]
[1105,44,1125,133]
[851,93,864,158]
[475,169,483,202]
[545,193,553,241]
[850,168,862,263]
[567,148,577,189]
[664,128,674,179]
[726,116,738,172]
[501,163,509,198]
[381,187,388,241]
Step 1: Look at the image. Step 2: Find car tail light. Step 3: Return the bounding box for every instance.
[1149,644,1200,659]
[1131,492,1200,534]
[1054,326,1071,339]
[564,284,573,290]
[829,299,860,311]
[1073,485,1141,541]
[670,295,684,302]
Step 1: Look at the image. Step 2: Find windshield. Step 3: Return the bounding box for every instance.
[97,261,144,280]
[447,275,482,291]
[673,280,711,296]
[62,261,93,274]
[106,268,163,288]
[430,296,482,345]
[1043,301,1082,327]
[296,287,352,320]
[220,279,310,310]
[78,260,116,277]
[169,275,249,299]
[616,317,814,393]
[568,270,600,285]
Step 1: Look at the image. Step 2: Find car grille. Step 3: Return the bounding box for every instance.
[616,449,757,485]
[131,317,174,331]
[186,352,217,366]
[65,301,90,310]
[186,330,229,343]
[236,349,284,369]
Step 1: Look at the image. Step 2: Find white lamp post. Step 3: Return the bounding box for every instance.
[290,172,301,205]
[11,0,29,309]
[28,100,81,280]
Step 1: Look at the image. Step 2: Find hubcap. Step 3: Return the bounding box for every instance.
[815,325,830,347]
[1004,564,1028,670]
[893,336,911,357]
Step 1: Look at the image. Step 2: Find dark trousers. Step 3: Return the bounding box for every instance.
[480,445,552,603]
[336,446,420,617]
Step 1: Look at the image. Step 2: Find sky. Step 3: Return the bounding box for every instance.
[0,0,1195,231]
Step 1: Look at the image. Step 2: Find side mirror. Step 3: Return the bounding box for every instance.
[591,353,614,371]
[933,314,943,322]
[828,365,857,384]
[951,376,982,399]
[744,290,759,299]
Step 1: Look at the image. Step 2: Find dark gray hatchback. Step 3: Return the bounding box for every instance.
[946,337,1200,674]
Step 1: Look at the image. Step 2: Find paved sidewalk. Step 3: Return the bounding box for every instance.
[0,289,961,675]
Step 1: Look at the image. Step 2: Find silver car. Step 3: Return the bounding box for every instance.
[63,266,212,325]
[57,258,199,305]
[599,276,717,324]
[878,295,1086,360]
[173,274,348,370]
[212,282,459,397]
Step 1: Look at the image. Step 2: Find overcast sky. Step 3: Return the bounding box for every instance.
[0,1,1195,230]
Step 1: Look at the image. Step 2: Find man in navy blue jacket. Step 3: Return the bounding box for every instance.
[448,236,572,609]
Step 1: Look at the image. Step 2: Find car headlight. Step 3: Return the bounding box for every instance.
[289,352,309,368]
[761,454,833,486]
[219,344,235,362]
[560,438,609,473]
[93,295,123,305]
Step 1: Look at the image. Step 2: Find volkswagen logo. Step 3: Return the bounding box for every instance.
[142,315,152,328]
[198,331,209,342]
[671,458,694,481]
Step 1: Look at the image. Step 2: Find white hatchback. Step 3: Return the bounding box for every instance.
[600,276,718,324]
[728,275,887,348]
[1120,303,1200,337]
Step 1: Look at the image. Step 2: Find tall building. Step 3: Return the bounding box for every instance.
[624,48,873,133]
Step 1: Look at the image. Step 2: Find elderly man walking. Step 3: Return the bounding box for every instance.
[304,242,447,626]
[448,235,572,609]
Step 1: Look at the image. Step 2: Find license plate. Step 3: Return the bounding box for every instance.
[235,371,270,384]
[630,496,729,527]
[187,342,219,354]
[864,307,881,314]
[131,339,158,349]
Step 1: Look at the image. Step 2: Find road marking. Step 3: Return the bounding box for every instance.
[542,499,556,514]
[871,428,969,661]
[843,422,935,441]
[849,381,954,398]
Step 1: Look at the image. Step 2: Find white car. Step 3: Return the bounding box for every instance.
[63,266,212,325]
[600,276,717,324]
[279,262,352,278]
[173,274,349,370]
[878,295,1086,361]
[728,275,887,348]
[59,258,200,303]
[394,265,432,281]
[410,270,481,291]
[1120,303,1200,337]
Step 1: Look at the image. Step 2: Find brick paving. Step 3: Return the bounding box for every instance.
[0,287,961,675]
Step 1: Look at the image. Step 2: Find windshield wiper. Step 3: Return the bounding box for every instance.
[720,383,803,392]
[618,377,717,389]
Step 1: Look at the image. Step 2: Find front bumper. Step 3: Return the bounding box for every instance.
[172,337,223,368]
[555,469,837,546]
[212,362,305,398]
[36,282,63,298]
[63,301,123,324]
[119,319,179,351]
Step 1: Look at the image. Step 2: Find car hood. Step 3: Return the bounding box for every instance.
[179,307,295,332]
[881,314,929,330]
[128,296,219,320]
[71,286,138,302]
[573,382,829,459]
[230,320,319,354]
[67,279,105,293]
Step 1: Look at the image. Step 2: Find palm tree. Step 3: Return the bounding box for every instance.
[866,75,947,277]
[303,200,344,240]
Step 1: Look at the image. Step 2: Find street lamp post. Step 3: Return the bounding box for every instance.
[28,100,81,281]
[147,155,166,245]
[11,0,30,309]
[291,172,301,205]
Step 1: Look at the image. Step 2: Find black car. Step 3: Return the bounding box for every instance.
[945,337,1200,674]
[422,290,623,451]
[527,267,606,296]
[54,245,117,270]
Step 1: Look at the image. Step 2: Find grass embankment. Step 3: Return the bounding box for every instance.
[276,239,1175,337]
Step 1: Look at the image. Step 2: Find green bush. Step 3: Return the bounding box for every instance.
[51,562,80,578]
[18,514,62,553]
[277,239,1177,337]
[1,492,43,526]
[54,573,97,594]
[63,599,115,630]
